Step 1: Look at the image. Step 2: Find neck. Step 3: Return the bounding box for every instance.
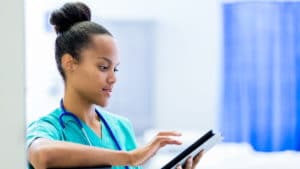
[63,87,96,124]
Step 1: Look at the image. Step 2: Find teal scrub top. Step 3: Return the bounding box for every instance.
[26,108,143,169]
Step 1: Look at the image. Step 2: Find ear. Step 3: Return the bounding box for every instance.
[61,54,78,73]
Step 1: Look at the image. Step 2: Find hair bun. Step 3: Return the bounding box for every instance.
[50,2,91,34]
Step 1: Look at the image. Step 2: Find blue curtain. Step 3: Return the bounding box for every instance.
[221,2,300,151]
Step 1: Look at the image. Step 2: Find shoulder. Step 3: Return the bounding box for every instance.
[28,108,62,128]
[26,108,63,148]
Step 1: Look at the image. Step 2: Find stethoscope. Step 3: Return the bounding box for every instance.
[59,99,129,169]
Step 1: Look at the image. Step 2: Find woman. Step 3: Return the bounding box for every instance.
[26,2,203,169]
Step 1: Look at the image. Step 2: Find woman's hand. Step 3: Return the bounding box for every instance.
[176,151,204,169]
[129,131,182,166]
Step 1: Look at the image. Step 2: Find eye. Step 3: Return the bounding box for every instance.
[114,68,119,72]
[98,65,109,71]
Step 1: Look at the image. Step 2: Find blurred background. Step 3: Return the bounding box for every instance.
[24,0,300,168]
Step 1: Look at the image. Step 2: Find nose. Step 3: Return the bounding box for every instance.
[107,69,117,85]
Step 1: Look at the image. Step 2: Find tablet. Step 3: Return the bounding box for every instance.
[161,130,223,169]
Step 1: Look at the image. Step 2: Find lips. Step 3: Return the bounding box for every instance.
[102,87,112,97]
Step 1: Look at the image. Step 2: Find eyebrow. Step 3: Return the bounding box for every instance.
[97,57,112,63]
[97,57,120,66]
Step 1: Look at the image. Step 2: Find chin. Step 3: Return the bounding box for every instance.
[97,99,109,107]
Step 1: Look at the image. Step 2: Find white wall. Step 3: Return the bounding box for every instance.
[0,0,26,168]
[27,0,222,132]
[87,0,222,131]
[152,1,222,131]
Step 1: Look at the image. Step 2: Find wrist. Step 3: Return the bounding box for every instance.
[118,151,134,166]
[127,151,135,166]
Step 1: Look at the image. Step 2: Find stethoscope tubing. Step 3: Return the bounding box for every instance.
[59,99,129,169]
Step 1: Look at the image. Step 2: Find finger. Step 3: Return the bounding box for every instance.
[157,136,182,147]
[194,150,204,162]
[157,131,182,136]
[192,151,204,169]
[176,165,183,169]
[184,156,193,169]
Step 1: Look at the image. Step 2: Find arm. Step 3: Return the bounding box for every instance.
[28,138,130,169]
[28,131,182,169]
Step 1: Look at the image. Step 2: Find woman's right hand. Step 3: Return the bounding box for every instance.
[128,131,182,166]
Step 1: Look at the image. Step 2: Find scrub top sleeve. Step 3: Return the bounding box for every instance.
[26,119,61,150]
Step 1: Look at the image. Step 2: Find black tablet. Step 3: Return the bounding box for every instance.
[161,130,223,169]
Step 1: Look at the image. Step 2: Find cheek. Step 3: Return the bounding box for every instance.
[72,67,95,88]
[95,72,107,86]
[78,65,97,78]
[72,65,107,91]
[80,68,106,88]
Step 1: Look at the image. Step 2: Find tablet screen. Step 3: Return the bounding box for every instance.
[161,130,223,169]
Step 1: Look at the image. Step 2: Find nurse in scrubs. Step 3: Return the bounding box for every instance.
[26,2,203,169]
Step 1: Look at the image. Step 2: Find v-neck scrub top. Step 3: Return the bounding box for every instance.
[26,108,142,169]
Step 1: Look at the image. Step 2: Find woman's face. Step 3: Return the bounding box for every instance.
[67,34,119,107]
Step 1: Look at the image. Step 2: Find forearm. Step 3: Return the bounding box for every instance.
[28,138,131,169]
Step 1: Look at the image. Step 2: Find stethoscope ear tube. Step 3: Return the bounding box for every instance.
[59,100,84,128]
[59,112,83,129]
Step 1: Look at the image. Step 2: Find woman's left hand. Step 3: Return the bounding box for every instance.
[176,151,204,169]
